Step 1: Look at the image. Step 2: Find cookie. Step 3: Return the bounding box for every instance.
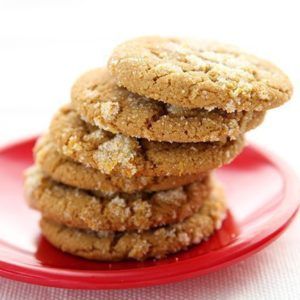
[49,106,244,177]
[25,166,211,231]
[40,185,226,261]
[71,68,265,142]
[35,135,205,193]
[108,36,292,111]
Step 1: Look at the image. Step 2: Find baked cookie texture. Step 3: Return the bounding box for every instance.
[71,68,265,142]
[40,185,226,261]
[24,36,292,262]
[25,166,210,231]
[108,36,292,111]
[49,106,244,177]
[35,135,205,193]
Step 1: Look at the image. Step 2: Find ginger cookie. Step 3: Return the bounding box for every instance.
[35,135,205,193]
[40,185,226,261]
[49,106,244,177]
[25,166,211,231]
[71,68,265,142]
[108,36,292,111]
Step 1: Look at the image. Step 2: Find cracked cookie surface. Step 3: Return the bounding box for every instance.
[35,135,205,193]
[71,68,265,142]
[108,36,292,111]
[25,166,210,231]
[40,184,226,261]
[49,106,244,177]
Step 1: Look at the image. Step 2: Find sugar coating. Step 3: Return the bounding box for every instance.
[154,187,187,204]
[100,101,120,121]
[39,185,227,261]
[94,134,138,176]
[25,168,211,231]
[50,106,245,177]
[83,129,106,142]
[71,68,265,143]
[110,195,127,206]
[24,166,43,202]
[107,196,131,222]
[178,232,191,245]
[108,36,292,111]
[84,89,99,99]
[35,135,207,193]
[132,200,152,219]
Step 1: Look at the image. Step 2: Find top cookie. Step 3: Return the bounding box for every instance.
[71,68,265,143]
[108,36,292,111]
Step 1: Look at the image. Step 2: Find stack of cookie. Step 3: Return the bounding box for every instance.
[24,37,292,261]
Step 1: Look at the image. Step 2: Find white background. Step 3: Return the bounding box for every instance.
[0,1,299,299]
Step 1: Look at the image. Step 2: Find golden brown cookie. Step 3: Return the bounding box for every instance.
[40,185,226,261]
[25,166,210,231]
[35,135,205,193]
[71,68,265,142]
[49,106,244,177]
[108,36,292,111]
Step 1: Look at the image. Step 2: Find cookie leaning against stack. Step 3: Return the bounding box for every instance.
[24,36,292,261]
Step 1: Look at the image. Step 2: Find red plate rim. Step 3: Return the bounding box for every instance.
[0,137,299,289]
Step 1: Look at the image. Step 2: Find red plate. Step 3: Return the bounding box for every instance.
[0,137,299,289]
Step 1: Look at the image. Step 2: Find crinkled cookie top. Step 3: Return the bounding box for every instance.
[108,36,292,111]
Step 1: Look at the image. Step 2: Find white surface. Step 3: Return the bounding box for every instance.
[0,0,299,299]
